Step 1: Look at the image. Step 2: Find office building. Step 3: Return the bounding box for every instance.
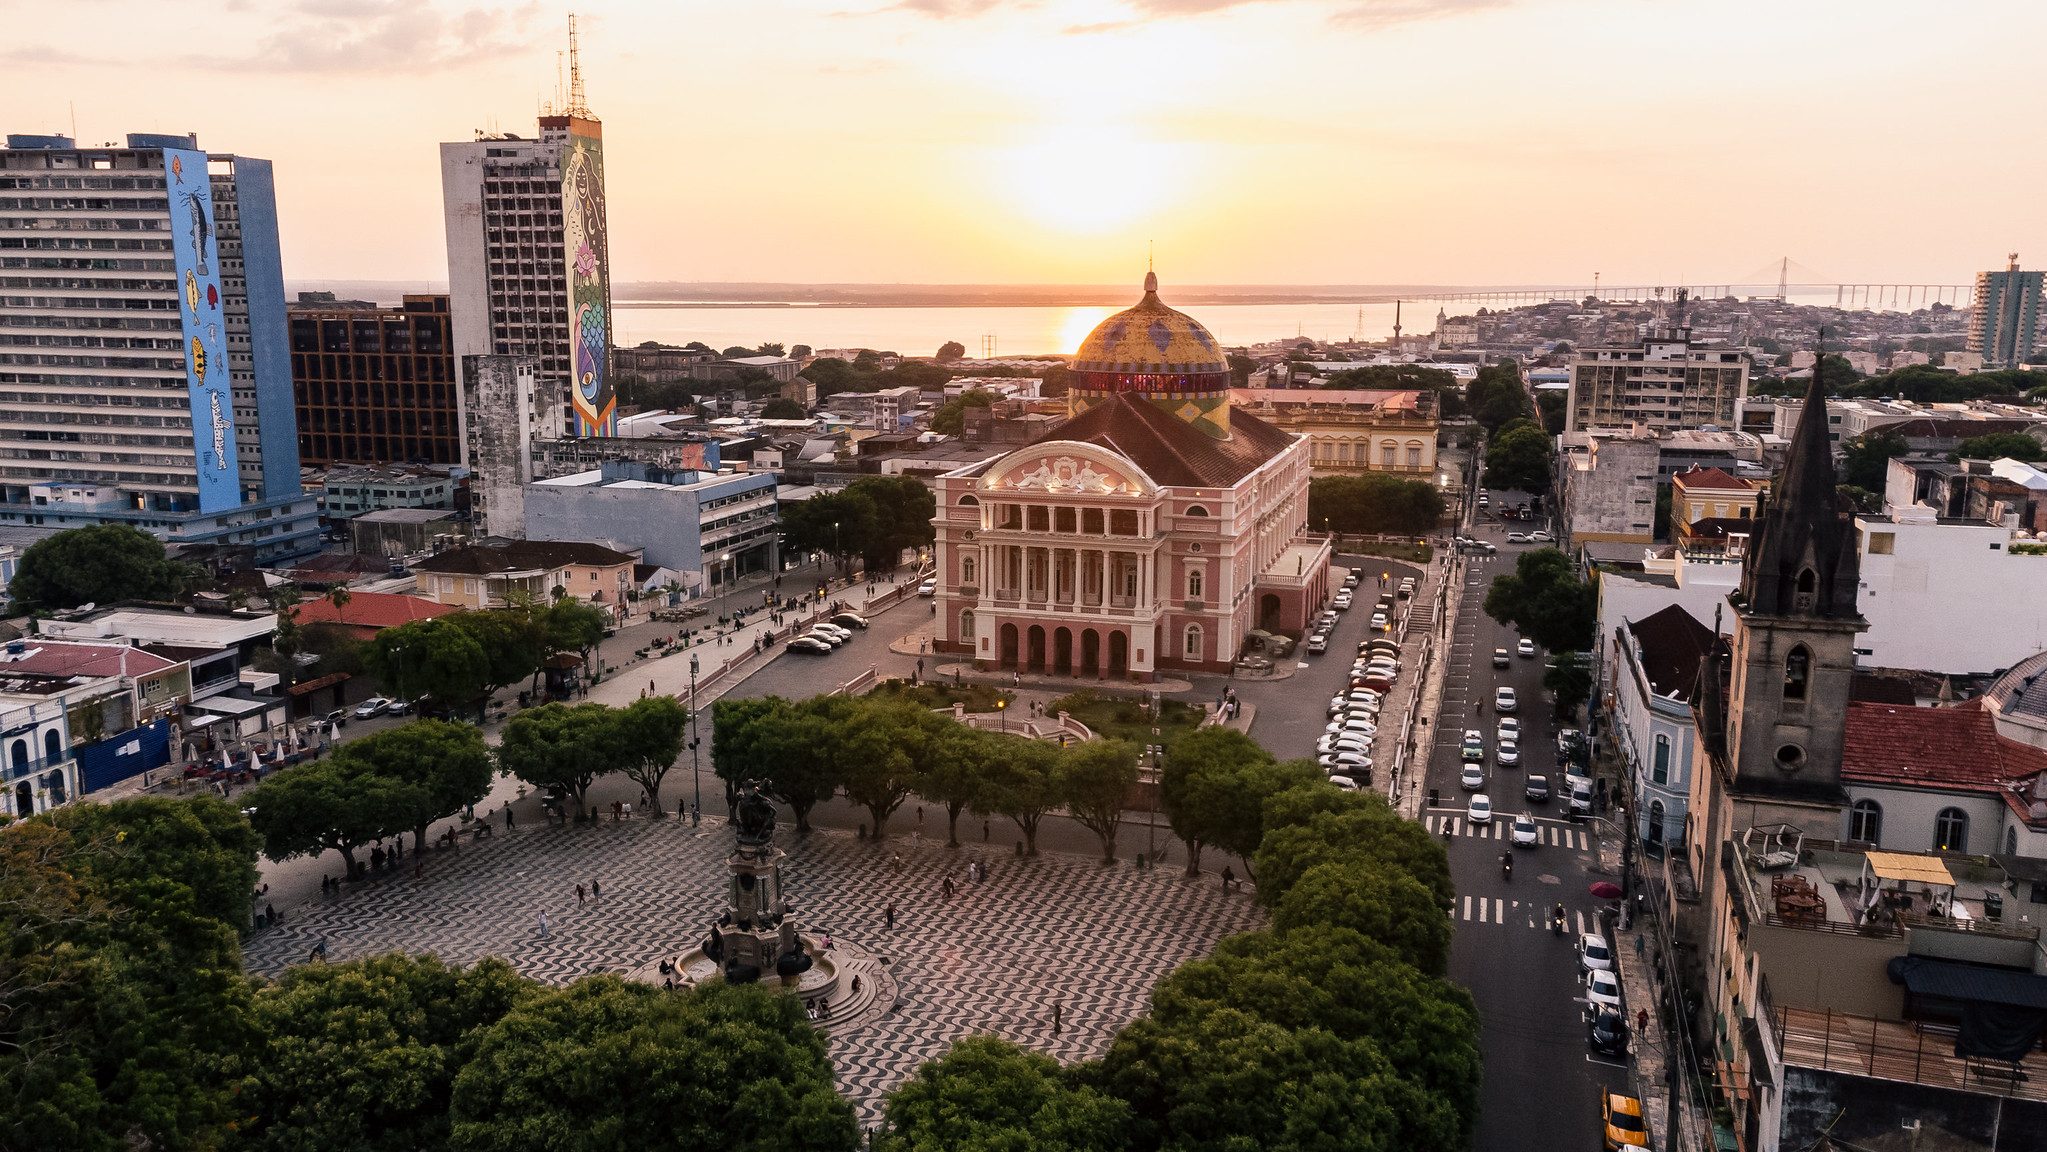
[526,457,778,589]
[440,23,614,456]
[1566,325,1750,434]
[0,132,315,560]
[1968,254,2046,369]
[290,294,459,466]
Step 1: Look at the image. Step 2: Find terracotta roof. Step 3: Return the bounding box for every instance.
[291,592,458,631]
[1679,516,1753,541]
[1030,393,1297,489]
[1672,467,1752,492]
[412,539,636,576]
[0,640,179,680]
[1625,604,1716,701]
[1841,701,2028,792]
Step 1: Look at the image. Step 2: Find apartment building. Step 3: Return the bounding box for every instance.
[1566,325,1750,434]
[290,293,459,466]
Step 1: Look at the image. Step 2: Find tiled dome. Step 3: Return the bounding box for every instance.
[1071,272,1230,377]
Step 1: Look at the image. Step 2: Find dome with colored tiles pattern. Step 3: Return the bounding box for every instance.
[1071,271,1231,379]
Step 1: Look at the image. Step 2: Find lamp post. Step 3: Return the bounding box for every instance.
[1148,727,1161,865]
[688,654,702,818]
[997,698,1007,732]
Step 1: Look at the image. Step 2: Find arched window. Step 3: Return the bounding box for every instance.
[1187,569,1204,600]
[2007,826,2019,857]
[959,609,975,639]
[1184,624,1203,658]
[1184,504,1209,517]
[1795,567,1817,610]
[1784,646,1810,701]
[1647,799,1666,844]
[960,553,977,586]
[1849,799,1882,843]
[957,494,979,506]
[43,730,60,763]
[1652,735,1670,785]
[7,740,25,772]
[1933,807,1969,853]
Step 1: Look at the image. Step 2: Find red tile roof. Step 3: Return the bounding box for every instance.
[291,592,457,631]
[1842,700,2034,793]
[1036,394,1298,488]
[1671,467,1753,492]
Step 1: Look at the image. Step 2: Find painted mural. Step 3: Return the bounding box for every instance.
[563,123,614,437]
[162,149,239,513]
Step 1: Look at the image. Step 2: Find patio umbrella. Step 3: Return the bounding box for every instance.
[1588,881,1623,900]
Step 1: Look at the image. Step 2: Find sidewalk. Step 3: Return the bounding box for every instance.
[1595,832,1703,1152]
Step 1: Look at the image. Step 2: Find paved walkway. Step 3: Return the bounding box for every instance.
[244,815,1265,1126]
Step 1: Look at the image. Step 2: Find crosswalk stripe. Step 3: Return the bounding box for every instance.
[1479,898,1489,923]
[1494,899,1505,923]
[1576,910,1588,935]
[1462,895,1472,921]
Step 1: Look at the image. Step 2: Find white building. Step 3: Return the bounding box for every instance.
[1609,604,1716,854]
[0,693,79,820]
[1566,325,1750,435]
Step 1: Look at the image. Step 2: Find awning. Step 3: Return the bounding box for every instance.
[286,672,350,697]
[1865,850,1955,887]
[1888,955,2047,1010]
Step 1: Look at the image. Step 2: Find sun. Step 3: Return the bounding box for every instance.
[1057,307,1118,355]
[985,119,1192,236]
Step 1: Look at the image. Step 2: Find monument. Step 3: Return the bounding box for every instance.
[701,780,816,985]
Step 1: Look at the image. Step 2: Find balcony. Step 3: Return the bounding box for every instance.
[1775,1006,2047,1103]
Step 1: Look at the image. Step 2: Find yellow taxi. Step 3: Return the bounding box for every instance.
[1602,1092,1649,1150]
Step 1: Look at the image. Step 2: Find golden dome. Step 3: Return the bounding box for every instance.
[1071,272,1230,378]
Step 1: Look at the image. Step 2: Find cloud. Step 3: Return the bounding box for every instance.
[196,0,546,75]
[1330,0,1514,27]
[1063,19,1140,33]
[880,0,1514,26]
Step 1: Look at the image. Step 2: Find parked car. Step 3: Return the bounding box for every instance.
[1525,774,1551,803]
[386,699,415,717]
[1569,778,1595,817]
[1306,633,1329,655]
[1518,638,1537,657]
[1588,1010,1630,1058]
[1370,612,1389,632]
[813,622,852,641]
[1326,774,1362,792]
[1585,968,1623,1015]
[1492,647,1511,668]
[1511,813,1539,847]
[1362,639,1400,659]
[786,636,833,655]
[1334,592,1354,610]
[1530,530,1554,543]
[353,697,393,720]
[1506,531,1529,544]
[1578,933,1615,973]
[1467,793,1492,822]
[831,612,869,630]
[1601,1092,1649,1151]
[804,629,847,648]
[917,579,937,597]
[324,708,349,728]
[1494,686,1518,713]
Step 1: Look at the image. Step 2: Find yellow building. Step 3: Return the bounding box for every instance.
[411,539,637,617]
[1227,388,1439,478]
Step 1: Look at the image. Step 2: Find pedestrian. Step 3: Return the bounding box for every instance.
[622,801,633,821]
[691,802,700,827]
[916,805,925,827]
[612,800,622,822]
[1220,866,1235,893]
[851,974,862,995]
[538,910,550,938]
[505,804,515,830]
[916,658,925,679]
[1635,933,1645,959]
[1052,1002,1063,1034]
[982,818,991,842]
[884,901,897,930]
[1636,1007,1649,1033]
[577,883,587,907]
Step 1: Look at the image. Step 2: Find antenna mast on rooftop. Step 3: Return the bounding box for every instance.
[566,13,591,117]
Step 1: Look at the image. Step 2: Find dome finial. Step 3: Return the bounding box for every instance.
[1144,243,1157,294]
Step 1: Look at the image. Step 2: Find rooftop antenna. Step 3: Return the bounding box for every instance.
[566,12,590,117]
[68,101,77,143]
[1393,299,1402,342]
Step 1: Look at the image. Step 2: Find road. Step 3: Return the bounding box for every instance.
[1425,491,1632,1152]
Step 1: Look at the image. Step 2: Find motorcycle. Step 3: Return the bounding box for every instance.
[1551,905,1567,936]
[1500,853,1513,881]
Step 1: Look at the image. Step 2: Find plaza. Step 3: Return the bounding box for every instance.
[243,813,1266,1123]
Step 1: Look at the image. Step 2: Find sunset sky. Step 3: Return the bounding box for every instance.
[7,0,2043,287]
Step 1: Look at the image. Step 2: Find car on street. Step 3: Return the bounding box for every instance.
[1524,774,1551,803]
[1477,494,1490,508]
[1467,793,1492,823]
[1460,730,1485,762]
[1585,968,1623,1015]
[1472,540,1497,554]
[1306,633,1329,654]
[1326,774,1362,791]
[1460,763,1486,790]
[1569,778,1595,817]
[1494,686,1518,713]
[353,697,393,720]
[1363,638,1400,658]
[813,622,852,640]
[1506,531,1529,544]
[324,708,350,728]
[387,699,415,716]
[1333,592,1353,610]
[1518,638,1537,658]
[831,612,869,630]
[1530,530,1554,543]
[1588,1010,1629,1058]
[917,579,937,597]
[786,636,833,655]
[1496,740,1520,767]
[1601,1093,1649,1151]
[1327,717,1377,741]
[1322,751,1371,775]
[1370,612,1389,632]
[1496,718,1521,744]
[1341,568,1358,586]
[804,629,848,648]
[1492,647,1511,668]
[1579,933,1615,973]
[1511,813,1539,846]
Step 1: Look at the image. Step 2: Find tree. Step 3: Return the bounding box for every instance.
[1272,859,1451,976]
[1055,738,1139,864]
[448,978,857,1152]
[342,719,495,855]
[496,703,617,818]
[1535,389,1567,436]
[779,488,879,570]
[759,397,808,420]
[1816,353,1862,392]
[828,698,926,840]
[1252,786,1452,910]
[1307,474,1446,537]
[612,696,687,816]
[878,1036,1130,1152]
[1840,429,1910,492]
[720,345,752,358]
[975,734,1060,856]
[241,955,535,1152]
[542,598,609,679]
[754,342,786,357]
[1466,362,1531,433]
[1161,728,1289,876]
[712,697,837,832]
[915,724,991,849]
[268,583,307,689]
[1544,650,1592,718]
[1483,418,1554,494]
[799,356,861,398]
[935,340,966,363]
[247,754,417,875]
[1953,431,2047,462]
[446,610,544,716]
[929,389,995,436]
[8,523,191,611]
[843,475,936,571]
[364,617,492,717]
[1482,547,1595,653]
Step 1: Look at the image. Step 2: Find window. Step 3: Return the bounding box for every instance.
[1183,624,1202,658]
[1795,567,1817,610]
[2006,826,2019,857]
[960,554,977,586]
[1784,646,1810,701]
[8,739,25,772]
[957,494,979,506]
[1866,530,1894,555]
[43,730,60,762]
[1652,735,1670,785]
[1381,442,1398,466]
[1185,504,1209,517]
[1933,807,1968,853]
[1849,799,1882,843]
[1187,569,1204,600]
[1407,442,1423,467]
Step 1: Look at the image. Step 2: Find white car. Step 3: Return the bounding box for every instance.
[1496,719,1521,744]
[1530,530,1553,543]
[1467,793,1493,823]
[1511,814,1539,847]
[812,622,852,641]
[804,629,847,648]
[1578,933,1615,973]
[1327,774,1362,792]
[1328,695,1350,717]
[917,578,937,597]
[1494,686,1519,713]
[1322,751,1371,775]
[1496,740,1520,767]
[1518,638,1538,658]
[1318,733,1372,755]
[1326,716,1377,738]
[1506,531,1529,544]
[1370,613,1390,632]
[352,697,393,720]
[1460,763,1486,790]
[1333,592,1353,610]
[1585,968,1622,1014]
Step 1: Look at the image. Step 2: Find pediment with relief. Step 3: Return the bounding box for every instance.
[983,442,1155,496]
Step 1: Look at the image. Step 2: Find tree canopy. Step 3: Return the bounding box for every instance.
[496,703,618,817]
[1840,429,1910,492]
[759,397,808,420]
[363,617,493,716]
[8,524,192,611]
[935,340,966,363]
[1953,431,2046,462]
[1160,728,1315,877]
[879,1035,1130,1152]
[1466,363,1532,434]
[1482,418,1554,494]
[1481,546,1595,653]
[1054,738,1140,864]
[930,389,995,435]
[1307,474,1446,536]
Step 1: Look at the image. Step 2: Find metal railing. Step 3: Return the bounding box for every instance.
[1774,1005,2047,1102]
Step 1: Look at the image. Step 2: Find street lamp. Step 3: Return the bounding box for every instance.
[1148,727,1161,865]
[997,698,1007,732]
[688,654,702,820]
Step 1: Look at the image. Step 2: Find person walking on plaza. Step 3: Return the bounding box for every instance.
[576,884,587,907]
[1636,1007,1649,1034]
[591,878,602,903]
[504,804,514,831]
[1052,1002,1063,1035]
[1220,865,1236,893]
[884,901,897,930]
[538,910,550,939]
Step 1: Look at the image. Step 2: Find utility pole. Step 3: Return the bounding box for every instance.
[688,654,702,819]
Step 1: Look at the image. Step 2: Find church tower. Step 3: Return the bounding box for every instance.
[1719,366,1865,800]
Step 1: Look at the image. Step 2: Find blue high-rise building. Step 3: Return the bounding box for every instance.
[0,132,316,561]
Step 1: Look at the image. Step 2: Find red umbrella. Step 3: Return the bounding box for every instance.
[1588,881,1623,900]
